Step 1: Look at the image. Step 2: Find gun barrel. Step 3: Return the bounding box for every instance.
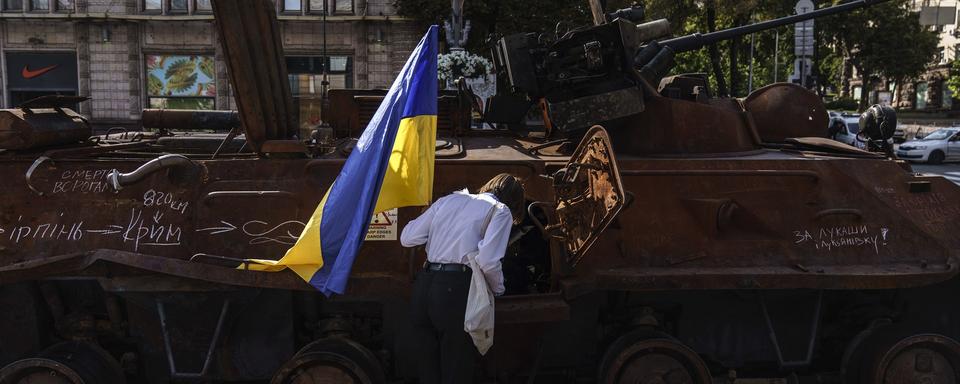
[142,109,240,131]
[660,0,889,53]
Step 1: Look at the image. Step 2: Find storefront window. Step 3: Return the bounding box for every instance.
[142,0,212,14]
[143,0,160,11]
[169,0,187,12]
[286,56,353,135]
[30,0,48,10]
[283,0,301,12]
[145,54,216,110]
[944,87,953,109]
[2,0,23,10]
[5,52,79,107]
[308,0,324,13]
[916,82,929,110]
[55,0,72,11]
[334,0,351,13]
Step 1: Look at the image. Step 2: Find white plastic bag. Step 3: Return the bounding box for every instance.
[464,254,495,355]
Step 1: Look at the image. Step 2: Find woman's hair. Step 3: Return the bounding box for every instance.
[478,173,526,223]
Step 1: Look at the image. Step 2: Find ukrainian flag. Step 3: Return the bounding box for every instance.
[247,26,438,296]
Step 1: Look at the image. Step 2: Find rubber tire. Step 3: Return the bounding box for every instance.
[928,150,946,165]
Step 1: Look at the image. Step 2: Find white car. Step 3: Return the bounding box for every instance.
[896,127,960,164]
[831,115,865,149]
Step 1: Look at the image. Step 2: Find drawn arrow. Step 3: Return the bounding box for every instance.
[153,211,165,223]
[86,225,123,235]
[196,221,236,235]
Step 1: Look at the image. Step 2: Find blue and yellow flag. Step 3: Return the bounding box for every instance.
[248,26,438,296]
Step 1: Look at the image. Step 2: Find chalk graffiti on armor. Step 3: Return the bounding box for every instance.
[243,220,304,245]
[891,192,948,208]
[5,214,84,243]
[143,189,189,214]
[197,219,305,245]
[873,186,896,194]
[121,208,182,251]
[793,225,889,254]
[52,169,112,194]
[1,209,182,251]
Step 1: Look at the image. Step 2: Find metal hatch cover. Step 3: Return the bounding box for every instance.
[553,125,625,268]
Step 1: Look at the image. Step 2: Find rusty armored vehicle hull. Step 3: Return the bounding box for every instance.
[2,0,960,383]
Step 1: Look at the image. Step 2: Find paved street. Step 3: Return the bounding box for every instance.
[912,163,960,185]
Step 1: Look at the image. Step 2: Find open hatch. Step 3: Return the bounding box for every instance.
[551,126,626,268]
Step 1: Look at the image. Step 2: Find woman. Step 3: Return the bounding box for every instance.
[400,173,525,384]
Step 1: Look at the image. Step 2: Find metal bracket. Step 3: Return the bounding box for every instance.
[760,290,822,369]
[157,299,230,378]
[25,155,51,196]
[526,201,556,239]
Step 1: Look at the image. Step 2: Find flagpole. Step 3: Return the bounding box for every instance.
[322,2,329,102]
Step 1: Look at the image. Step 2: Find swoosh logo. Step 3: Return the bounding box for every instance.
[21,64,58,79]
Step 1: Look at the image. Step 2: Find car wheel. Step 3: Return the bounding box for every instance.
[929,150,946,165]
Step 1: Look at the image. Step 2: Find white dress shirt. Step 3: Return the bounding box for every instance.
[400,189,513,295]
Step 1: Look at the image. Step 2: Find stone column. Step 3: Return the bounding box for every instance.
[354,21,368,89]
[127,24,142,120]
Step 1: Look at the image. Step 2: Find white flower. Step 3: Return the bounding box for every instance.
[438,50,492,82]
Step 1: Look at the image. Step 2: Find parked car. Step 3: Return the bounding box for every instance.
[896,127,960,164]
[892,126,906,143]
[829,114,865,148]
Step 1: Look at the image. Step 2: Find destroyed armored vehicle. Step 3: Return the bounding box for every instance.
[1,0,959,383]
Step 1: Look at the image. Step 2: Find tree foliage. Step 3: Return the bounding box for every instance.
[819,0,938,110]
[395,0,593,51]
[396,0,937,104]
[947,60,960,96]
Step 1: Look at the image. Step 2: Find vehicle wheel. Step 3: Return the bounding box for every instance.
[857,332,960,384]
[841,319,893,383]
[598,329,712,384]
[0,342,125,384]
[270,338,385,384]
[929,150,946,165]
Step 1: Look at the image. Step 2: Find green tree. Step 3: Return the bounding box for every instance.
[819,0,937,111]
[646,0,795,97]
[396,0,934,105]
[396,0,594,51]
[947,60,960,96]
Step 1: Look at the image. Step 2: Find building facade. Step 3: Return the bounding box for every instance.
[0,0,422,129]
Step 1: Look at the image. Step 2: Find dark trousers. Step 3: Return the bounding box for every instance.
[411,269,476,384]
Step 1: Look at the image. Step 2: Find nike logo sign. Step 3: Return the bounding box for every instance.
[21,64,58,79]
